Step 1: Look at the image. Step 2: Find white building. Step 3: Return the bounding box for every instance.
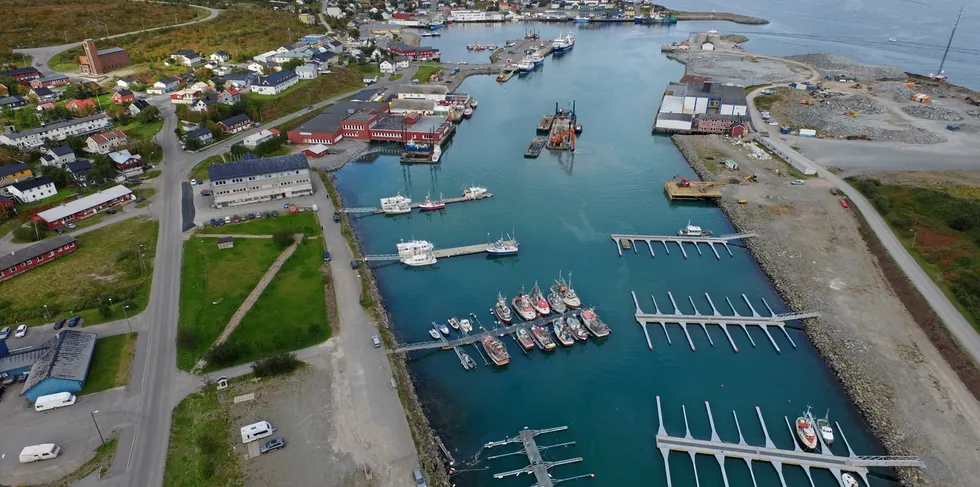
[171,50,203,66]
[85,129,128,154]
[210,51,231,63]
[208,154,313,208]
[325,6,343,17]
[394,56,411,70]
[295,63,318,80]
[40,146,77,167]
[247,62,267,75]
[0,114,111,150]
[250,70,299,95]
[6,176,57,203]
[379,60,395,74]
[701,41,715,51]
[243,129,279,149]
[253,50,279,63]
[396,84,448,102]
[449,10,504,22]
[147,77,180,95]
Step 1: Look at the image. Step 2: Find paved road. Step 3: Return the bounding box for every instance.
[13,5,220,77]
[746,87,980,367]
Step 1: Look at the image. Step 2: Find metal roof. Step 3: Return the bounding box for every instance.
[0,347,48,375]
[255,69,297,87]
[11,175,55,192]
[351,89,381,102]
[208,153,309,182]
[97,47,126,55]
[0,163,31,178]
[50,146,74,156]
[219,113,251,127]
[3,114,109,140]
[397,84,448,95]
[36,185,132,222]
[66,159,92,174]
[21,330,97,394]
[0,234,75,271]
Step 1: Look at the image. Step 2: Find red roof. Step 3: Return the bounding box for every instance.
[66,99,96,110]
[225,87,239,96]
[268,128,280,135]
[679,75,713,83]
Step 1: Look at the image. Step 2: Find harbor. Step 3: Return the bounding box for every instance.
[336,188,494,215]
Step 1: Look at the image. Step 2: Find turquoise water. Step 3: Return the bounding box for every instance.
[333,24,895,487]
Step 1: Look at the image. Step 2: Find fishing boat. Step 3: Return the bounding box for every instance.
[841,473,859,487]
[448,317,460,330]
[817,410,834,445]
[529,282,551,316]
[553,317,575,347]
[481,334,510,366]
[516,327,536,349]
[888,37,897,42]
[552,32,575,53]
[580,308,610,337]
[494,293,513,323]
[516,55,535,73]
[530,323,556,351]
[469,99,478,109]
[487,236,519,255]
[511,290,537,320]
[547,288,567,314]
[380,193,412,215]
[463,107,473,119]
[677,221,712,237]
[459,318,473,333]
[461,353,476,369]
[435,322,450,335]
[795,407,819,450]
[419,193,446,212]
[396,239,434,256]
[405,140,430,152]
[572,16,590,23]
[530,52,544,66]
[428,327,441,339]
[463,186,488,198]
[429,20,445,30]
[555,272,581,308]
[566,314,588,341]
[402,251,437,267]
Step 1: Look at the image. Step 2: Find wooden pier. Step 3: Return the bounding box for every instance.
[654,397,924,487]
[389,311,576,353]
[340,192,493,215]
[664,180,724,200]
[610,232,756,259]
[485,426,591,487]
[362,242,493,262]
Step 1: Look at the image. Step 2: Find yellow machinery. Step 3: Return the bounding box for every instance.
[800,99,813,105]
[744,174,758,182]
[844,111,859,117]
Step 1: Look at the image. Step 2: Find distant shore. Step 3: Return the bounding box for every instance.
[670,10,770,25]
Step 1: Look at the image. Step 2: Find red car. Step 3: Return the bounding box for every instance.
[840,199,849,208]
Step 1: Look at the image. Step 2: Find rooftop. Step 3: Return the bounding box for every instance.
[66,159,92,174]
[398,84,448,96]
[22,330,97,395]
[219,114,251,127]
[0,163,31,178]
[3,114,109,140]
[373,113,447,133]
[291,101,385,134]
[50,146,74,156]
[11,175,55,192]
[390,98,436,112]
[209,153,309,182]
[0,234,76,270]
[36,185,132,222]
[256,69,297,87]
[685,81,748,105]
[351,88,381,102]
[97,47,126,56]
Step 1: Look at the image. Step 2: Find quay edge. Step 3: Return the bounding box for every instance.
[669,10,770,25]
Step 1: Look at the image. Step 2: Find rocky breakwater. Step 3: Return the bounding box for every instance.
[670,10,769,24]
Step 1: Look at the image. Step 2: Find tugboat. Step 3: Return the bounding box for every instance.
[481,334,510,366]
[555,272,581,308]
[817,410,835,445]
[530,323,556,351]
[547,287,567,314]
[677,221,712,237]
[380,193,412,215]
[529,282,551,316]
[566,314,588,341]
[795,407,819,450]
[553,317,575,347]
[418,193,446,212]
[487,235,519,255]
[459,318,473,333]
[580,308,610,337]
[516,327,536,350]
[494,292,513,323]
[511,289,537,321]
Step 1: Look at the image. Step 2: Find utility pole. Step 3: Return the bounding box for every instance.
[63,30,69,43]
[138,244,146,273]
[90,411,105,446]
[123,305,133,334]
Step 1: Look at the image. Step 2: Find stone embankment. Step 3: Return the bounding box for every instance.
[671,10,769,24]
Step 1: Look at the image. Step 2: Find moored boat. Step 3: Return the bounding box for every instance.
[402,251,437,267]
[580,308,610,337]
[481,334,510,366]
[429,327,441,339]
[817,410,834,445]
[396,239,434,256]
[552,32,575,53]
[841,473,859,487]
[547,288,567,314]
[530,52,544,66]
[462,353,476,369]
[448,317,460,330]
[463,107,473,119]
[572,16,590,23]
[566,314,588,341]
[494,293,513,323]
[380,193,412,214]
[516,55,535,73]
[469,99,478,109]
[529,282,551,316]
[530,323,556,351]
[796,407,819,450]
[556,272,581,308]
[511,290,537,321]
[419,193,446,212]
[487,236,519,255]
[436,322,450,335]
[459,318,473,333]
[553,317,575,347]
[516,327,536,349]
[463,186,488,198]
[677,221,712,237]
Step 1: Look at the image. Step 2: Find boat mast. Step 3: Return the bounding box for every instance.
[937,6,963,75]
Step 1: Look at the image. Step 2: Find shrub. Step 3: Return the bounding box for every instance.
[251,353,302,377]
[207,342,242,366]
[948,215,975,232]
[99,300,113,318]
[272,230,294,249]
[13,225,46,242]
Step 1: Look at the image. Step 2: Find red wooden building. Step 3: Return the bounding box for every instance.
[0,235,77,282]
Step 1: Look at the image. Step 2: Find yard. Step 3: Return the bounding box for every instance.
[163,388,242,487]
[412,64,444,83]
[117,118,165,140]
[0,217,158,327]
[189,154,228,182]
[176,237,283,370]
[79,333,137,395]
[199,212,320,236]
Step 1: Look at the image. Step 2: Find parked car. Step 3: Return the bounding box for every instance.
[200,189,211,196]
[0,327,10,341]
[232,215,241,223]
[14,324,27,338]
[271,210,279,217]
[224,216,232,224]
[105,208,117,215]
[134,197,146,203]
[790,179,805,185]
[67,316,81,328]
[371,335,381,348]
[333,212,340,222]
[53,319,66,330]
[840,199,850,209]
[323,250,331,262]
[210,218,218,226]
[350,260,359,269]
[307,105,314,110]
[65,222,77,229]
[17,374,28,383]
[259,437,285,454]
[190,179,198,185]
[413,468,428,487]
[0,385,6,402]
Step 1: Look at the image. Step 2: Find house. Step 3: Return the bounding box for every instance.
[78,40,129,74]
[394,56,411,70]
[379,60,395,74]
[189,98,211,112]
[7,176,57,203]
[295,63,318,80]
[0,83,7,96]
[388,42,440,61]
[325,39,345,55]
[111,90,135,104]
[218,114,252,133]
[222,73,256,90]
[128,99,151,117]
[363,75,379,85]
[210,51,231,63]
[147,77,180,95]
[37,102,56,111]
[169,88,202,105]
[251,69,299,96]
[0,67,42,83]
[20,330,97,402]
[35,185,132,228]
[269,50,311,64]
[247,62,267,75]
[30,75,69,89]
[0,114,111,150]
[311,51,338,66]
[116,76,136,89]
[0,163,33,188]
[0,96,29,110]
[40,146,77,167]
[218,88,241,105]
[243,128,279,148]
[326,6,343,17]
[187,127,213,145]
[207,153,313,208]
[0,235,78,283]
[171,49,203,66]
[66,159,93,185]
[65,98,97,112]
[396,84,449,101]
[253,50,279,63]
[86,129,128,154]
[28,87,59,103]
[108,150,143,176]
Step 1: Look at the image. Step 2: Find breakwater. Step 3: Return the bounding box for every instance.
[670,10,770,25]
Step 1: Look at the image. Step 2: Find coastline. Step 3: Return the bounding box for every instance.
[669,11,769,25]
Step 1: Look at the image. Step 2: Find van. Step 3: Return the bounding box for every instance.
[19,444,61,463]
[34,392,77,412]
[240,421,276,444]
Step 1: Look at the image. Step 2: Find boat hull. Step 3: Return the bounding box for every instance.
[487,249,518,255]
[511,301,537,321]
[494,306,512,324]
[419,204,445,212]
[516,329,536,349]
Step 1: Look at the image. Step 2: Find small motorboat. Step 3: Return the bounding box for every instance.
[436,322,450,335]
[462,353,476,370]
[459,318,473,333]
[888,37,897,42]
[463,107,473,119]
[841,473,859,487]
[796,407,819,450]
[428,328,441,339]
[448,317,460,330]
[817,410,834,445]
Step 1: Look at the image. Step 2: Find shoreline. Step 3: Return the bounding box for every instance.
[670,10,770,25]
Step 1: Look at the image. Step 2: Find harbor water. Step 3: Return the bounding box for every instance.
[330,20,935,487]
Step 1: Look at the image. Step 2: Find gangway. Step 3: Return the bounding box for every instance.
[485,426,592,487]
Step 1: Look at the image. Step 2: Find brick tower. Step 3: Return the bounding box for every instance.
[80,39,104,75]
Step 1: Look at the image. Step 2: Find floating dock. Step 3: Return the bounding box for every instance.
[361,242,492,262]
[537,115,555,133]
[485,426,592,487]
[610,232,757,259]
[338,192,493,215]
[630,291,819,352]
[664,180,724,200]
[654,397,924,487]
[524,137,546,158]
[389,311,578,354]
[399,151,438,164]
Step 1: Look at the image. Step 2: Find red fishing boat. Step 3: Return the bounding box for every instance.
[481,334,510,366]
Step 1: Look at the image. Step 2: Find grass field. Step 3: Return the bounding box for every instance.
[163,389,242,487]
[213,239,329,370]
[412,65,444,83]
[754,93,783,111]
[118,119,164,140]
[2,0,203,48]
[243,68,364,122]
[389,73,403,81]
[188,154,227,182]
[80,333,137,395]
[0,217,157,327]
[176,237,283,370]
[199,212,320,236]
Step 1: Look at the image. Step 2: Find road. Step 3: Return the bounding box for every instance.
[746,87,980,366]
[13,5,221,77]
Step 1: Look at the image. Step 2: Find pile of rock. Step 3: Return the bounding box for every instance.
[821,94,886,114]
[788,53,905,81]
[872,82,917,103]
[668,51,800,85]
[901,105,964,121]
[967,109,980,118]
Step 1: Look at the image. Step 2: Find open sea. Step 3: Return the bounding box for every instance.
[331,3,977,486]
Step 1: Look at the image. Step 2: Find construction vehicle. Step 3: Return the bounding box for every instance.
[844,111,859,117]
[548,129,576,152]
[967,96,979,106]
[799,99,813,105]
[673,174,692,187]
[744,174,758,182]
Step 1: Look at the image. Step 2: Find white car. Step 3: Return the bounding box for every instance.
[791,179,805,185]
[190,179,198,185]
[65,222,77,229]
[14,324,28,338]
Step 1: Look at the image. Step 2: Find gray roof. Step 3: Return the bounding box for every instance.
[131,99,150,110]
[51,146,74,156]
[292,101,385,133]
[0,163,31,178]
[35,75,68,83]
[0,347,48,375]
[685,81,747,105]
[209,153,309,181]
[2,114,109,140]
[219,113,251,127]
[31,87,54,96]
[66,159,92,174]
[11,175,55,192]
[158,77,179,84]
[188,128,211,138]
[351,89,380,102]
[0,95,27,106]
[22,330,97,394]
[398,84,448,95]
[256,69,297,87]
[97,47,126,55]
[0,234,76,274]
[658,112,694,122]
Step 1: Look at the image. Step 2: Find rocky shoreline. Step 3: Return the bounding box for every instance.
[672,135,921,486]
[671,10,769,25]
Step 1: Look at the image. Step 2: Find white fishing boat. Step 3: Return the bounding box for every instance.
[428,328,441,339]
[511,288,538,321]
[677,221,712,237]
[380,193,412,214]
[556,272,581,308]
[516,55,535,73]
[461,353,476,369]
[469,99,478,109]
[530,52,544,66]
[841,473,859,487]
[459,318,473,333]
[437,322,450,335]
[816,410,834,445]
[487,235,519,255]
[396,239,434,256]
[888,37,897,42]
[529,282,551,316]
[552,32,575,53]
[463,186,488,198]
[402,251,437,267]
[448,317,460,330]
[572,16,589,23]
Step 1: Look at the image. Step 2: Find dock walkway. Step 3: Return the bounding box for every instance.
[337,192,493,214]
[611,232,756,259]
[485,426,589,487]
[390,311,575,353]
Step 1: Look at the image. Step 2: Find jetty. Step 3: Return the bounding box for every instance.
[610,232,756,259]
[336,192,493,215]
[389,311,577,353]
[654,397,923,487]
[630,291,820,352]
[524,137,546,158]
[485,426,592,487]
[664,179,724,200]
[361,242,492,262]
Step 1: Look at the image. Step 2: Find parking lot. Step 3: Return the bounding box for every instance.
[189,180,323,229]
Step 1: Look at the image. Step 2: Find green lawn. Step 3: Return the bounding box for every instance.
[754,93,783,111]
[134,188,156,207]
[389,73,403,81]
[163,389,242,487]
[176,238,283,370]
[118,119,164,140]
[199,212,320,236]
[189,154,227,182]
[79,333,137,395]
[412,64,444,83]
[211,239,330,370]
[241,68,364,121]
[0,217,157,327]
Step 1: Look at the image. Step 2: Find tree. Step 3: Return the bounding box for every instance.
[42,165,70,188]
[13,108,40,130]
[0,76,17,91]
[90,154,117,184]
[282,59,305,72]
[272,229,294,249]
[184,136,202,151]
[64,135,87,153]
[251,353,302,377]
[137,105,160,123]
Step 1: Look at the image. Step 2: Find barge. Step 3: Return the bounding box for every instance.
[536,115,555,134]
[524,137,546,158]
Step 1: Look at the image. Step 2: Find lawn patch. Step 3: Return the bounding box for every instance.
[412,65,444,83]
[242,68,364,122]
[163,388,242,487]
[199,212,320,236]
[389,73,403,81]
[80,333,136,395]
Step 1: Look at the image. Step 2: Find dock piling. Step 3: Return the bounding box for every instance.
[647,240,655,257]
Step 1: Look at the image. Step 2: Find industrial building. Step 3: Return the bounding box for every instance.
[208,154,313,208]
[78,39,130,75]
[653,81,750,134]
[286,101,454,146]
[20,330,97,403]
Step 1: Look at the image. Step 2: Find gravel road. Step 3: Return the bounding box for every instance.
[785,53,905,81]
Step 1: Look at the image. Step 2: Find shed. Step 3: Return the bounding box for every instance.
[217,236,234,249]
[21,330,97,402]
[303,144,330,158]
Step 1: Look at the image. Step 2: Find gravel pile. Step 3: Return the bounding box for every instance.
[787,53,905,81]
[785,98,946,143]
[872,81,917,103]
[901,105,964,121]
[821,94,886,114]
[967,109,980,118]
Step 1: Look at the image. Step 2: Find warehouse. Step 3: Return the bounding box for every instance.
[21,330,97,403]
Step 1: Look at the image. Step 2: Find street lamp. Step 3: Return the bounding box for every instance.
[43,304,50,319]
[91,410,105,446]
[123,305,133,334]
[909,229,918,249]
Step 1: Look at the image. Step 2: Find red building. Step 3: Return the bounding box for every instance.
[0,67,42,84]
[79,39,130,75]
[388,42,440,61]
[694,115,747,134]
[730,122,748,137]
[30,75,70,88]
[0,235,77,282]
[286,101,454,146]
[218,114,252,133]
[34,185,133,229]
[111,90,136,104]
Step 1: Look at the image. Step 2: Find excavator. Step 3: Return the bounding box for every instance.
[673,174,692,187]
[744,174,758,182]
[549,129,576,152]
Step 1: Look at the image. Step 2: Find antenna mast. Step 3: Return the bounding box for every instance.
[937,6,963,75]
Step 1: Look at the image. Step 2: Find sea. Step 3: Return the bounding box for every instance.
[331,3,978,486]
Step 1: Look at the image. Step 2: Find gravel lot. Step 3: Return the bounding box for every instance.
[967,109,980,118]
[673,134,980,487]
[901,104,965,121]
[666,51,809,85]
[786,53,905,81]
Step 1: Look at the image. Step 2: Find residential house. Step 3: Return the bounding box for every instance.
[111,90,135,104]
[0,195,13,210]
[270,50,311,64]
[66,159,93,185]
[0,114,111,150]
[222,73,256,90]
[0,83,8,96]
[169,88,202,104]
[30,75,69,89]
[0,67,42,83]
[394,56,411,70]
[186,127,213,145]
[65,98,97,112]
[243,128,279,148]
[108,150,143,176]
[253,50,279,63]
[177,72,196,84]
[218,114,252,133]
[40,146,77,167]
[0,96,29,110]
[295,63,318,80]
[210,51,231,63]
[34,185,132,228]
[218,88,241,105]
[247,62,267,75]
[128,99,151,117]
[147,77,180,95]
[190,94,216,112]
[36,102,56,111]
[28,87,59,103]
[7,176,57,203]
[0,163,33,187]
[189,81,212,92]
[311,51,338,67]
[325,39,345,55]
[326,6,344,17]
[302,34,329,46]
[379,60,395,74]
[86,129,128,154]
[116,76,136,89]
[251,70,299,96]
[171,49,203,66]
[298,12,317,24]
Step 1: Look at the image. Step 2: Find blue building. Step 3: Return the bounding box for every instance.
[0,342,46,380]
[20,330,97,402]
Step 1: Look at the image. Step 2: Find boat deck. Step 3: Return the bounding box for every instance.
[389,311,577,353]
[546,116,574,150]
[537,115,555,133]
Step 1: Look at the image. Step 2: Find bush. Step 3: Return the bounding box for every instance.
[272,230,294,249]
[99,300,113,318]
[250,353,302,377]
[13,225,46,242]
[206,342,242,366]
[870,194,891,213]
[948,215,975,232]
